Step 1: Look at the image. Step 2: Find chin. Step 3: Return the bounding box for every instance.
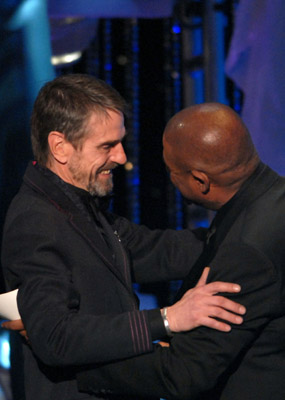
[88,181,113,197]
[183,197,201,207]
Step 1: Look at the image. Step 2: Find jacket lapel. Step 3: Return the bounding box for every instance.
[68,213,133,290]
[23,163,133,290]
[97,212,133,289]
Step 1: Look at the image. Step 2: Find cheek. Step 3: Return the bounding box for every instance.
[171,174,184,192]
[172,175,193,197]
[170,174,178,188]
[85,152,106,169]
[90,156,110,177]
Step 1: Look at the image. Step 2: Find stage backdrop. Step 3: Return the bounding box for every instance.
[226,0,285,175]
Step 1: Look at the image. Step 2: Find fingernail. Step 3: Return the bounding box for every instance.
[233,285,241,292]
[239,306,246,314]
[235,316,243,324]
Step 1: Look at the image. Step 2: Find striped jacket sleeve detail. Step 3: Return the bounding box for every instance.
[128,310,153,354]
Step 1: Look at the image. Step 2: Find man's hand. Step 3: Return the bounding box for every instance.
[2,268,245,340]
[1,319,28,341]
[165,267,246,333]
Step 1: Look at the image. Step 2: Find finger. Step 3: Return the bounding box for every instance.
[1,319,24,331]
[209,307,244,325]
[158,341,170,347]
[196,267,210,287]
[202,317,232,332]
[211,296,246,315]
[205,281,241,295]
[19,330,29,342]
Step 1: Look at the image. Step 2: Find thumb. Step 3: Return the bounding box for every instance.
[196,266,210,287]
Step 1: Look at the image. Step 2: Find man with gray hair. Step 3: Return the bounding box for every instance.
[1,77,245,400]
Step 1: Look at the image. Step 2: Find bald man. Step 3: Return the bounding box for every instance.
[78,103,285,399]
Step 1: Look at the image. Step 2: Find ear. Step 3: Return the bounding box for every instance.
[191,170,210,194]
[48,131,72,164]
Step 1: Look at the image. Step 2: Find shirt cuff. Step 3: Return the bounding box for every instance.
[146,308,168,340]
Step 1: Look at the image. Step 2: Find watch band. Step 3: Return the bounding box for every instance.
[162,307,173,337]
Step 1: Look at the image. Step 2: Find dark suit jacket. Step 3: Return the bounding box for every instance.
[78,162,285,400]
[1,162,203,400]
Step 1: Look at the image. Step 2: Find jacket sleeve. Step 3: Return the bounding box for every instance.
[1,198,165,367]
[112,214,204,283]
[77,242,282,399]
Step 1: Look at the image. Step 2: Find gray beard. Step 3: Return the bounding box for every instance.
[87,178,113,197]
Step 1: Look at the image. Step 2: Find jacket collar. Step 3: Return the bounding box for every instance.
[23,162,133,291]
[210,162,280,249]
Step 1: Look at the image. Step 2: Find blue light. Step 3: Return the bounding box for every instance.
[103,19,112,85]
[7,0,39,30]
[104,63,112,71]
[195,219,210,228]
[131,177,140,186]
[172,25,181,34]
[126,21,141,224]
[7,0,55,106]
[0,330,10,369]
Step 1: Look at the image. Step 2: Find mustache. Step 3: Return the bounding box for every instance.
[97,163,119,173]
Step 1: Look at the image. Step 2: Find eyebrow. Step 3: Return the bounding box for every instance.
[99,140,121,148]
[98,130,128,148]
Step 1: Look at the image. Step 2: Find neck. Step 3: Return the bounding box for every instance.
[46,159,82,189]
[214,159,261,210]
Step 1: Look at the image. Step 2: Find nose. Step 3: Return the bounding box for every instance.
[110,143,127,165]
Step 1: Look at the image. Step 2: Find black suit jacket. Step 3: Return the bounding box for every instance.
[1,162,203,400]
[78,163,285,400]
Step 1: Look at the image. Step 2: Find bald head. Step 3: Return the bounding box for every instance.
[163,103,260,209]
[163,103,259,187]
